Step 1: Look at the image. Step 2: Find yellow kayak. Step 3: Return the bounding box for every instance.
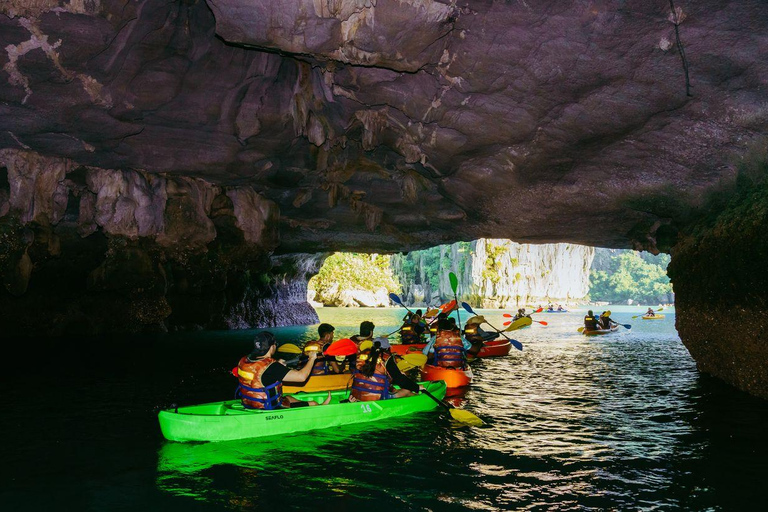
[283,373,352,393]
[642,314,665,320]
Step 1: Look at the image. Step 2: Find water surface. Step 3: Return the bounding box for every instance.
[2,306,767,510]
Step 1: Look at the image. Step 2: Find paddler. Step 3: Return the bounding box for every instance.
[463,315,499,357]
[584,310,600,331]
[512,308,529,321]
[421,318,472,367]
[645,308,655,317]
[599,311,616,329]
[236,332,331,409]
[336,321,376,372]
[400,309,426,344]
[349,341,423,402]
[304,323,341,375]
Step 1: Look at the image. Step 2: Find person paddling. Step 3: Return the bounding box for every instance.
[422,318,472,367]
[400,310,425,344]
[462,315,499,357]
[304,323,341,375]
[646,308,655,317]
[584,310,600,331]
[512,308,529,321]
[349,341,423,402]
[600,311,617,329]
[236,332,331,409]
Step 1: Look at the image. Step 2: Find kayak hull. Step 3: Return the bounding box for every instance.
[390,343,427,355]
[420,365,473,390]
[543,310,568,313]
[477,339,512,357]
[583,325,620,336]
[642,314,665,320]
[158,380,447,443]
[283,373,352,393]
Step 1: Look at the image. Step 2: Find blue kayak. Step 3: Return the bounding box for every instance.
[544,309,568,313]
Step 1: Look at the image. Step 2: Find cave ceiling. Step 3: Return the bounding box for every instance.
[1,0,767,253]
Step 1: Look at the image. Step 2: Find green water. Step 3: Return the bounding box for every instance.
[3,306,768,510]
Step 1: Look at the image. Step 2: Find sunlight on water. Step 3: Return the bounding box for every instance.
[3,305,768,510]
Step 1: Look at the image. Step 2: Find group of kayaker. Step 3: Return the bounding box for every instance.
[234,309,508,410]
[583,310,617,331]
[235,320,428,410]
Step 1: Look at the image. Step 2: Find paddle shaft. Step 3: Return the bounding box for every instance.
[421,388,453,411]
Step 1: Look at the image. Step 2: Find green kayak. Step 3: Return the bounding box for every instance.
[158,380,447,442]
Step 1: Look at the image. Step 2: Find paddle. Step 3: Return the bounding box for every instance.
[631,307,664,319]
[503,318,548,326]
[421,387,483,426]
[461,302,523,351]
[389,293,415,314]
[449,272,461,328]
[276,343,302,355]
[396,353,428,371]
[325,338,358,356]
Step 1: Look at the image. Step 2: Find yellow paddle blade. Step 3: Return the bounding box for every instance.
[403,353,427,368]
[396,359,415,372]
[278,343,302,354]
[658,307,664,311]
[358,340,373,352]
[449,408,483,426]
[577,327,585,333]
[425,308,440,318]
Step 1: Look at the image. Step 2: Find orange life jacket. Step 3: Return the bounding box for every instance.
[351,352,392,401]
[306,340,331,375]
[236,356,284,410]
[433,329,465,368]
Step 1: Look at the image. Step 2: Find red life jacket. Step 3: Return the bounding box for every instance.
[351,352,392,402]
[433,330,465,368]
[236,356,284,410]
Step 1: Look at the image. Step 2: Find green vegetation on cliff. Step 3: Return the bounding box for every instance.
[589,251,672,304]
[308,253,399,295]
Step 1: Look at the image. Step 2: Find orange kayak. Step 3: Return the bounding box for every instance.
[390,343,427,355]
[420,364,473,389]
[477,339,511,357]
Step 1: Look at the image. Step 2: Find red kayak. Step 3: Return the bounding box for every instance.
[476,339,511,357]
[390,343,427,355]
[420,364,473,391]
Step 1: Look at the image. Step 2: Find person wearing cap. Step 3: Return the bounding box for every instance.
[236,332,331,409]
[421,318,472,366]
[462,315,499,357]
[304,323,342,375]
[599,311,616,330]
[349,341,423,402]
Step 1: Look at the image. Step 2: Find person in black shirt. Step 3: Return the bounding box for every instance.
[236,332,331,409]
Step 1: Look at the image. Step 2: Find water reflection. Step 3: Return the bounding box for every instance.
[4,306,768,510]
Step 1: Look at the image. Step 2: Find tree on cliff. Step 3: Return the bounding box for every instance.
[589,252,672,304]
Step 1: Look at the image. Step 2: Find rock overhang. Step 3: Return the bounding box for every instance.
[0,0,767,255]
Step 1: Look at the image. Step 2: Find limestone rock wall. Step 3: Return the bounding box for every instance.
[669,181,768,399]
[392,239,594,308]
[0,149,318,335]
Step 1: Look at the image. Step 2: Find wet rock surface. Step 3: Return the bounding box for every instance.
[668,182,768,399]
[1,0,767,252]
